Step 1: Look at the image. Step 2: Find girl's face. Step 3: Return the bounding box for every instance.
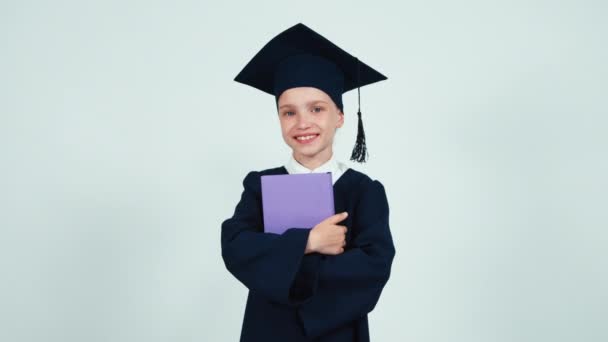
[277,87,344,165]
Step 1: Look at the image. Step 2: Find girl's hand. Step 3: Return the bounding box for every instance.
[305,212,348,255]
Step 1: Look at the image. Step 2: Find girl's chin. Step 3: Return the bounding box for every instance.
[291,141,319,151]
[292,146,331,159]
[294,143,321,151]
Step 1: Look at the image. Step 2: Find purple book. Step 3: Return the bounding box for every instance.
[261,172,335,235]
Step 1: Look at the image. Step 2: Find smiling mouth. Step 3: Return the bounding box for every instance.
[294,134,319,144]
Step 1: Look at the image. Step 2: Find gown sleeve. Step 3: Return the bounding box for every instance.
[295,179,396,339]
[221,171,316,307]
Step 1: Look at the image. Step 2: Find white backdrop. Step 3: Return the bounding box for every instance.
[1,1,607,341]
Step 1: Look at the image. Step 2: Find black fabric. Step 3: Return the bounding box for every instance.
[273,53,345,111]
[221,166,396,341]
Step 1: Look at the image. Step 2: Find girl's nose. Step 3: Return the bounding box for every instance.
[296,112,311,128]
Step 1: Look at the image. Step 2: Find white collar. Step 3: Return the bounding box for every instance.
[284,154,349,185]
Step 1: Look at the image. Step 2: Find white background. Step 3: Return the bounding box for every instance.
[1,1,606,341]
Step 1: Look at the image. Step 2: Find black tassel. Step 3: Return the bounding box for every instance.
[350,58,368,163]
[350,109,368,163]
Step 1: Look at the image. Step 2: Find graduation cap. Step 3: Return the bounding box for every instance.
[234,23,387,163]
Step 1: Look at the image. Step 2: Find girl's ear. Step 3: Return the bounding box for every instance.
[337,111,345,128]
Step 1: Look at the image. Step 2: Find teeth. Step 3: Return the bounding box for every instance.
[296,135,317,141]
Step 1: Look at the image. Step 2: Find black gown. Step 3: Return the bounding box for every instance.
[221,166,396,341]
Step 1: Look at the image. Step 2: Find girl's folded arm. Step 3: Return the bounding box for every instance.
[221,171,315,307]
[295,180,396,339]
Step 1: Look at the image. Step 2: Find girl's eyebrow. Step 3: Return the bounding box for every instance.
[279,100,328,110]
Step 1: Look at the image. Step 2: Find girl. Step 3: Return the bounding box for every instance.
[221,23,395,342]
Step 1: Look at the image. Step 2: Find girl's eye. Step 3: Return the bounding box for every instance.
[312,106,323,113]
[284,111,295,117]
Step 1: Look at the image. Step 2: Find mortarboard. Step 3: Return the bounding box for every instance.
[234,23,387,163]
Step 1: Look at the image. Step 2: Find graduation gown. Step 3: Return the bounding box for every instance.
[221,166,396,341]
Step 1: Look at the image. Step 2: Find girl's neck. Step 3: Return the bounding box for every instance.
[293,150,333,170]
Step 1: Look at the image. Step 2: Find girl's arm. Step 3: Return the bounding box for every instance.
[221,171,316,307]
[295,180,396,339]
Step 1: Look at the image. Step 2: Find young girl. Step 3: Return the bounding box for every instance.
[221,23,395,342]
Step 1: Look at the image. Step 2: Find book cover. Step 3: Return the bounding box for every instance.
[260,172,335,235]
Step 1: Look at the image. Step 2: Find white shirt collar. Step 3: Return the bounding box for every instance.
[284,154,349,185]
